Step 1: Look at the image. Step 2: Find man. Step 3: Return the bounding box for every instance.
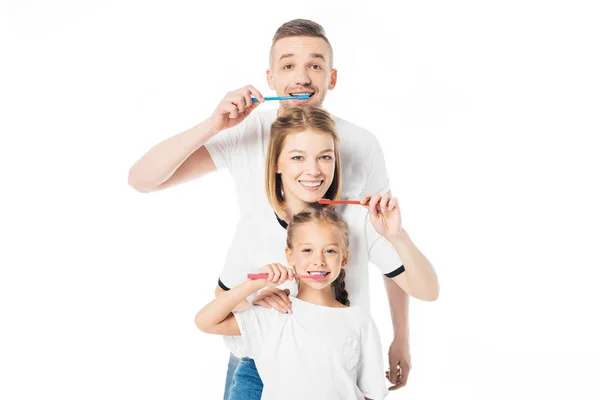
[128,19,411,398]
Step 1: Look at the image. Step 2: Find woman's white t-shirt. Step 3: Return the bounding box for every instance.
[218,203,404,314]
[225,297,389,400]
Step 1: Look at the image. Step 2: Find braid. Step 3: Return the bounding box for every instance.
[332,268,350,306]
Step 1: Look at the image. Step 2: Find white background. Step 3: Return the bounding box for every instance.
[2,0,599,399]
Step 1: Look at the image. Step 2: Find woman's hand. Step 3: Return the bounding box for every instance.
[259,263,295,288]
[361,193,403,239]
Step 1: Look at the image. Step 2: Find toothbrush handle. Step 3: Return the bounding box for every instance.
[247,273,269,279]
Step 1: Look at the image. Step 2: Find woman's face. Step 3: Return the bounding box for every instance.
[285,221,348,289]
[276,129,336,205]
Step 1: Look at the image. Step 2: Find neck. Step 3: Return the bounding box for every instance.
[283,196,311,222]
[296,284,339,307]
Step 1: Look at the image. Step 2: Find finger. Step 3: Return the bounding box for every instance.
[232,95,246,113]
[360,195,371,206]
[370,194,382,215]
[253,299,272,309]
[222,102,238,119]
[270,264,281,283]
[265,265,274,282]
[286,267,295,281]
[380,193,391,213]
[246,85,265,102]
[272,288,292,306]
[388,197,398,212]
[264,297,290,313]
[398,359,410,387]
[241,89,253,110]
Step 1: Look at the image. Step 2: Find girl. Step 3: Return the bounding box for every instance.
[208,106,439,399]
[196,203,437,399]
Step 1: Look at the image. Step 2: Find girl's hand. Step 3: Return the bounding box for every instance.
[259,263,295,288]
[360,193,403,239]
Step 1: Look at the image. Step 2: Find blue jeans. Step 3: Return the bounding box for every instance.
[224,353,263,400]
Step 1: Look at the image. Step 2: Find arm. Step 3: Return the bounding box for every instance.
[383,277,412,389]
[215,284,253,312]
[195,263,294,335]
[128,85,264,192]
[195,279,264,336]
[387,229,439,301]
[363,194,440,301]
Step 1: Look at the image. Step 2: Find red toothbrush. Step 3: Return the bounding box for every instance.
[318,199,361,205]
[247,273,326,280]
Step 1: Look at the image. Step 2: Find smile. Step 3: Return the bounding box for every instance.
[299,180,323,189]
[288,92,315,99]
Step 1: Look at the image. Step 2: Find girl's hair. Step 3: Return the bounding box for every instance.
[287,205,350,306]
[265,106,342,221]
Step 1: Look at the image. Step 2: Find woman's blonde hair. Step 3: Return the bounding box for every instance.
[287,205,350,306]
[265,106,342,221]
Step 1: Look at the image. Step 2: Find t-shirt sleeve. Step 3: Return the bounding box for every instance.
[360,136,391,197]
[203,120,247,172]
[357,316,389,399]
[366,213,405,277]
[223,306,273,360]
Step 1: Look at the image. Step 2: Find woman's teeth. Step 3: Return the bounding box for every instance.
[299,181,322,188]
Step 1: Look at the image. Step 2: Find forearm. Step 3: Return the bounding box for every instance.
[215,285,253,311]
[128,118,217,191]
[196,280,263,331]
[384,277,410,341]
[388,229,439,301]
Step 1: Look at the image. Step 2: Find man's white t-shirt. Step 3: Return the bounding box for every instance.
[218,204,404,314]
[204,108,391,217]
[224,297,389,400]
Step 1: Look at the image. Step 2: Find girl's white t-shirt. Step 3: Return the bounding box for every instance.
[225,297,389,400]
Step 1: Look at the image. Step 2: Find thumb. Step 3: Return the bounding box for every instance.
[284,289,291,295]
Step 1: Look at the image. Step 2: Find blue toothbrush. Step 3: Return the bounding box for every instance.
[252,94,310,102]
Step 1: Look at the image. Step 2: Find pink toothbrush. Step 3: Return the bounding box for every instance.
[247,273,326,280]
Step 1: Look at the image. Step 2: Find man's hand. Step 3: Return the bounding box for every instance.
[386,338,411,390]
[209,85,265,132]
[252,287,293,314]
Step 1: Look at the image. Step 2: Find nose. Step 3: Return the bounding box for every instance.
[306,158,321,176]
[312,253,325,267]
[294,68,311,86]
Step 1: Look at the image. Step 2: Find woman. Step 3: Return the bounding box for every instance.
[214,106,439,399]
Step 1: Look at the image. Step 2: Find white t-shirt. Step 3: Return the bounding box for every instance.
[204,108,391,218]
[224,297,389,400]
[218,204,404,314]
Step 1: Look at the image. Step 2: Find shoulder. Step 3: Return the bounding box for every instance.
[331,113,378,143]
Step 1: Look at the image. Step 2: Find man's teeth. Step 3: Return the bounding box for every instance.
[300,181,322,188]
[290,93,313,97]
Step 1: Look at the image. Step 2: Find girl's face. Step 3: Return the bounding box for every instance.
[285,221,348,289]
[276,129,335,205]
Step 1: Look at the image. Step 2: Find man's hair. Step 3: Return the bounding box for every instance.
[270,19,333,65]
[272,19,331,46]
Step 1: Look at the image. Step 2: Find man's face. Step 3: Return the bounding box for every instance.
[267,36,337,110]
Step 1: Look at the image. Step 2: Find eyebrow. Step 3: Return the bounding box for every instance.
[298,243,340,247]
[279,53,326,62]
[287,149,334,154]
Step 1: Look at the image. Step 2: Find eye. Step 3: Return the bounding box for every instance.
[291,155,303,161]
[326,249,337,254]
[320,155,333,160]
[302,248,312,253]
[311,64,322,70]
[283,64,293,70]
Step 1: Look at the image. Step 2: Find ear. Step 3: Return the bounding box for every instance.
[328,68,338,90]
[341,250,349,268]
[285,248,293,266]
[267,68,275,90]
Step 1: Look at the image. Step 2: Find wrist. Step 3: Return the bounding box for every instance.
[385,227,409,243]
